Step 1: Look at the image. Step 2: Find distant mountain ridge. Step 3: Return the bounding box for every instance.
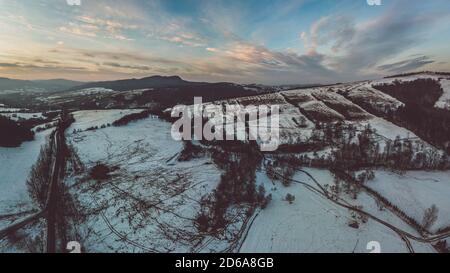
[67,75,207,91]
[0,77,84,92]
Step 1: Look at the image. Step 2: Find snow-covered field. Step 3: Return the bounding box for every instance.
[344,84,404,112]
[240,168,434,253]
[68,109,143,132]
[0,129,52,217]
[70,88,116,96]
[367,170,450,232]
[362,117,418,140]
[0,107,27,113]
[45,88,116,100]
[0,112,44,121]
[65,111,246,252]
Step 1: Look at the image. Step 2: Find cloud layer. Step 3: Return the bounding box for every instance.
[0,0,449,84]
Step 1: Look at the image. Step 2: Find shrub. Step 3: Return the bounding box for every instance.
[89,163,111,180]
[357,170,375,183]
[261,194,272,209]
[178,141,204,161]
[285,193,295,204]
[257,185,272,209]
[195,213,210,233]
[257,185,266,203]
[348,220,359,229]
[434,240,449,253]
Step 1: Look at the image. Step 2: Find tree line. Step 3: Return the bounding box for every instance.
[0,115,34,147]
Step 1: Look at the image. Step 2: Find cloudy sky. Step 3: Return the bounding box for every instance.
[0,0,449,84]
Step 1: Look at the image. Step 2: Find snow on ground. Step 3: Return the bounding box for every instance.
[252,102,315,146]
[172,94,316,147]
[46,88,116,100]
[277,104,315,144]
[66,116,237,252]
[0,216,47,253]
[68,109,143,132]
[345,84,404,112]
[301,100,345,120]
[311,89,372,120]
[0,129,52,218]
[240,168,434,253]
[359,117,436,152]
[281,89,347,121]
[68,114,181,165]
[0,107,27,113]
[361,117,418,141]
[367,170,450,232]
[189,84,431,149]
[435,79,450,110]
[71,88,116,96]
[0,112,44,121]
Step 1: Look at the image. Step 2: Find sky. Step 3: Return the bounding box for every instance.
[0,0,449,85]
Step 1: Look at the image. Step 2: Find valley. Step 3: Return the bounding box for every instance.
[0,72,450,253]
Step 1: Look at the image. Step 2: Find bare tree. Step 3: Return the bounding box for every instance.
[422,204,439,230]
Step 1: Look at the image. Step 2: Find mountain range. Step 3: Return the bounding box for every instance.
[0,78,83,92]
[67,75,209,91]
